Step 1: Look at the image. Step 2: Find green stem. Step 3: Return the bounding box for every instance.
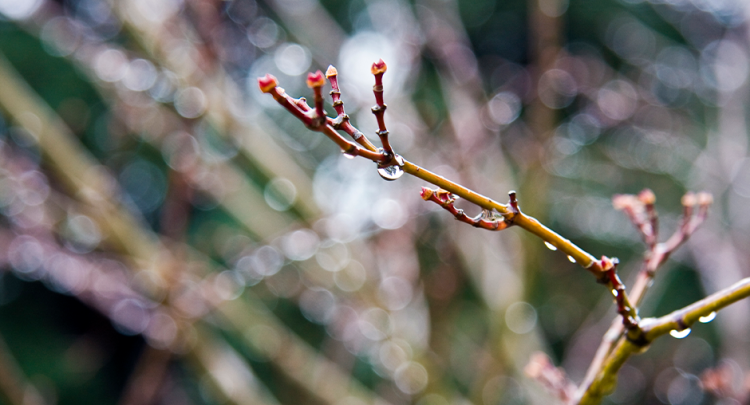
[578,276,750,405]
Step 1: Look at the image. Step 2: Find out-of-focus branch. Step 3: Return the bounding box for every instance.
[189,327,280,405]
[0,53,159,266]
[0,46,392,405]
[118,347,172,405]
[528,0,565,139]
[0,331,46,405]
[106,0,320,219]
[576,190,713,400]
[217,296,388,405]
[525,352,576,403]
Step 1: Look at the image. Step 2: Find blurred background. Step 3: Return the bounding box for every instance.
[0,0,748,404]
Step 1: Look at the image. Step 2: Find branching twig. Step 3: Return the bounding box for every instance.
[258,64,610,270]
[421,188,511,231]
[576,190,713,402]
[258,62,641,334]
[579,276,750,405]
[258,61,740,405]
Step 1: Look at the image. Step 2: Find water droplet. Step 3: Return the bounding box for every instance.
[342,149,356,159]
[699,312,716,323]
[567,255,576,263]
[611,289,618,296]
[670,328,691,339]
[544,241,558,251]
[377,165,404,181]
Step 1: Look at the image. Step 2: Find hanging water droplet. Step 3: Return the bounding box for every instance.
[377,165,404,181]
[699,312,716,323]
[544,241,557,251]
[611,289,618,296]
[342,149,357,159]
[670,328,691,339]
[567,255,576,263]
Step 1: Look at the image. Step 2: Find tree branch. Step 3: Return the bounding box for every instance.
[578,277,750,405]
[576,190,713,401]
[257,62,645,337]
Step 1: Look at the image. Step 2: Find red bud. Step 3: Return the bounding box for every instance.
[306,70,325,88]
[325,65,338,78]
[258,74,278,93]
[371,59,387,75]
[638,189,656,205]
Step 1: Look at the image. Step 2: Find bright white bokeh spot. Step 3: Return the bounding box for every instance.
[214,270,244,301]
[174,87,207,118]
[372,198,407,230]
[0,0,42,20]
[338,32,404,105]
[274,43,311,76]
[94,49,128,82]
[123,59,157,92]
[132,0,181,24]
[377,276,413,311]
[281,229,320,261]
[334,260,367,292]
[299,288,337,324]
[394,361,429,394]
[488,91,522,125]
[597,79,638,121]
[505,301,538,334]
[253,246,284,276]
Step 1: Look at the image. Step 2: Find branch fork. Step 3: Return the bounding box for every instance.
[421,187,513,231]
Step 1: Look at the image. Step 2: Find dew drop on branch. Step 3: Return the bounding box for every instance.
[567,255,576,263]
[377,165,404,181]
[670,328,691,339]
[698,312,716,323]
[342,149,356,159]
[544,241,558,251]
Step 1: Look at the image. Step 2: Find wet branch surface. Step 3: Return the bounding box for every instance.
[258,61,741,405]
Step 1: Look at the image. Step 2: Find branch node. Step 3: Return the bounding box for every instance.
[421,187,510,231]
[509,190,519,214]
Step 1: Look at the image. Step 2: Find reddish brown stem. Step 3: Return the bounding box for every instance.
[421,187,511,231]
[604,263,639,330]
[269,87,312,127]
[312,86,325,123]
[371,59,392,156]
[307,70,326,126]
[325,65,376,150]
[327,65,345,117]
[509,191,519,214]
[578,190,713,401]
